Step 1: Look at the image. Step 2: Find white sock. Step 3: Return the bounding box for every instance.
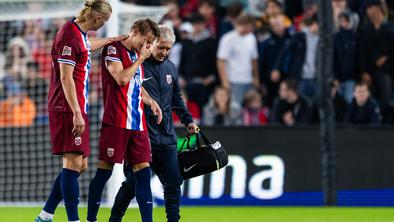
[39,210,54,220]
[69,220,80,222]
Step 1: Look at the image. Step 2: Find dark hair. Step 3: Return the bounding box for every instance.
[226,2,244,19]
[283,78,299,92]
[303,14,318,26]
[131,18,160,38]
[235,14,255,25]
[355,81,369,89]
[266,0,283,10]
[365,0,383,8]
[199,0,217,8]
[338,11,351,22]
[189,13,206,24]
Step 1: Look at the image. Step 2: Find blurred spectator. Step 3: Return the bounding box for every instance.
[270,79,312,126]
[293,0,318,31]
[333,11,358,103]
[358,0,394,114]
[198,0,219,37]
[272,15,319,101]
[264,0,291,26]
[172,89,201,126]
[258,14,293,106]
[179,13,217,112]
[345,81,382,125]
[203,86,242,126]
[331,80,349,123]
[179,0,199,18]
[332,0,359,31]
[160,0,183,39]
[21,62,48,124]
[4,37,29,79]
[217,14,259,105]
[169,22,193,72]
[218,1,244,38]
[0,81,36,127]
[254,0,292,42]
[242,88,269,125]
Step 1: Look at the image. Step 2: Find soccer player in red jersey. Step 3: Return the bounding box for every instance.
[35,1,128,222]
[86,18,161,222]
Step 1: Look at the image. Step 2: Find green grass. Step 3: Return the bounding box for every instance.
[1,206,394,222]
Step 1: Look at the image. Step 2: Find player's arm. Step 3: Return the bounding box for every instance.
[59,63,85,136]
[89,35,129,52]
[141,87,162,124]
[106,41,152,86]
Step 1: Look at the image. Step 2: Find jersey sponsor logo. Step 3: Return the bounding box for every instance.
[107,46,117,55]
[107,148,114,157]
[74,136,82,146]
[166,74,172,84]
[184,163,197,172]
[62,46,72,56]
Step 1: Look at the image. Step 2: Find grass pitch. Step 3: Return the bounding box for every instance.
[1,206,394,222]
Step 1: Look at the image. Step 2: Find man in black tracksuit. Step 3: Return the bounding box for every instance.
[109,25,199,222]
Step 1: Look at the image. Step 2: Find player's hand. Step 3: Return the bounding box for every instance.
[140,41,152,60]
[72,112,85,137]
[187,122,199,134]
[150,100,162,124]
[109,34,129,43]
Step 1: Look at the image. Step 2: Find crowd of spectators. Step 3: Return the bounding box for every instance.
[0,0,393,127]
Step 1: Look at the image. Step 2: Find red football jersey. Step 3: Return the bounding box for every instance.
[101,41,147,131]
[48,19,91,114]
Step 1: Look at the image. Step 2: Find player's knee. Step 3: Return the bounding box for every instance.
[132,162,150,172]
[63,153,84,172]
[98,160,114,170]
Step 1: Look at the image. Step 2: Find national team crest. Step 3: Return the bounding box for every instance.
[107,46,116,55]
[74,136,82,146]
[107,148,114,157]
[166,75,172,84]
[62,46,72,56]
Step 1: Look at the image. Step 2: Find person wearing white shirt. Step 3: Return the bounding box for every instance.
[217,14,260,105]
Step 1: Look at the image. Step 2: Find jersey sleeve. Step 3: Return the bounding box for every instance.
[104,43,122,64]
[56,37,81,67]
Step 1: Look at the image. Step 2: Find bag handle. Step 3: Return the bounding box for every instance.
[195,131,210,148]
[180,130,211,151]
[180,135,191,152]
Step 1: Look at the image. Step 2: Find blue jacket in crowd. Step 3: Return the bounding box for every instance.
[142,57,193,149]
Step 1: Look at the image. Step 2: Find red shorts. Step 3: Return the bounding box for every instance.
[49,111,90,156]
[98,124,151,165]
